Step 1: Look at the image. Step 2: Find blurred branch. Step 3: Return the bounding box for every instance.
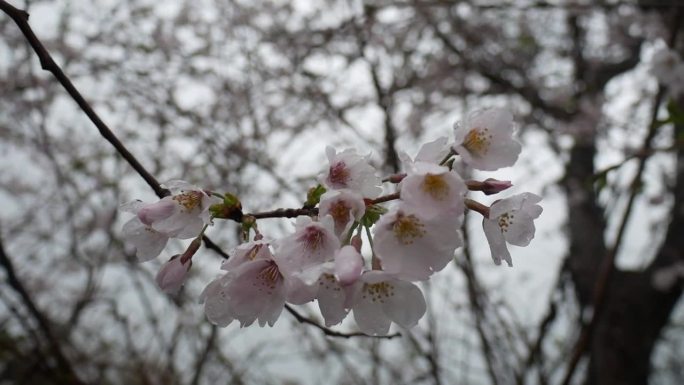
[0,234,85,385]
[561,9,682,384]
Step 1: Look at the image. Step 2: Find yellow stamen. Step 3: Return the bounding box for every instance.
[392,213,426,245]
[422,173,449,200]
[463,127,492,156]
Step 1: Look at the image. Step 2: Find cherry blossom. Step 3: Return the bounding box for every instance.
[202,245,287,327]
[120,180,219,260]
[274,215,340,275]
[483,192,543,267]
[320,146,382,198]
[373,203,463,281]
[318,190,366,239]
[453,108,521,171]
[399,162,466,220]
[351,271,426,336]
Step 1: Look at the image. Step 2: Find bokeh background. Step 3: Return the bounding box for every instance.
[1,0,682,384]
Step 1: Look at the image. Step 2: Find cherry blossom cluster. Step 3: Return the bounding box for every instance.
[120,108,543,335]
[650,46,684,97]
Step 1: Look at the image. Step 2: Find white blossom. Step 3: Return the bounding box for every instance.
[483,192,543,266]
[320,146,382,198]
[453,108,521,171]
[318,190,366,239]
[351,271,426,336]
[373,203,463,281]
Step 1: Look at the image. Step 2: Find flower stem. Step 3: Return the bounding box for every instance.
[465,198,491,218]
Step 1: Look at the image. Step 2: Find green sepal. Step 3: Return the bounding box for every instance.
[304,184,327,208]
[361,204,388,227]
[209,192,243,221]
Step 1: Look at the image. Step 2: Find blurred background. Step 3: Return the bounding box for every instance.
[1,0,683,384]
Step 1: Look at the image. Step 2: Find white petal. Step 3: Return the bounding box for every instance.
[317,276,350,326]
[201,278,235,327]
[483,218,512,266]
[353,292,392,336]
[415,136,449,164]
[122,217,168,261]
[382,280,426,329]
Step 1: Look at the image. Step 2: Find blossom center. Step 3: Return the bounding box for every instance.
[422,173,449,200]
[362,281,395,303]
[173,191,203,213]
[318,273,342,292]
[328,161,351,187]
[298,226,325,252]
[246,244,263,261]
[497,212,515,233]
[256,261,282,293]
[392,213,426,245]
[463,127,492,156]
[329,200,351,232]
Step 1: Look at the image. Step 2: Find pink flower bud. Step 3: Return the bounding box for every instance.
[156,255,191,294]
[466,179,513,195]
[482,178,513,195]
[334,246,364,286]
[350,235,363,252]
[137,200,176,226]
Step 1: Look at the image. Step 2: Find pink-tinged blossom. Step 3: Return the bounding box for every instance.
[483,193,543,267]
[399,162,466,220]
[202,247,287,327]
[453,108,521,171]
[151,180,220,235]
[155,255,191,294]
[351,271,426,336]
[320,146,382,198]
[220,240,272,271]
[318,190,366,239]
[274,216,340,275]
[120,181,220,260]
[373,203,463,281]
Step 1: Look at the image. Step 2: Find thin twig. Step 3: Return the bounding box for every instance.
[284,305,401,339]
[0,0,167,198]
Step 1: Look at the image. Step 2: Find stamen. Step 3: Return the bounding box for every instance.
[392,212,426,245]
[298,226,325,252]
[361,282,395,303]
[329,200,351,233]
[498,212,514,233]
[255,262,282,293]
[463,127,492,156]
[422,173,449,200]
[328,161,351,187]
[172,191,203,212]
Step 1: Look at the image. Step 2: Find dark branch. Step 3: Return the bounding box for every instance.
[285,305,401,339]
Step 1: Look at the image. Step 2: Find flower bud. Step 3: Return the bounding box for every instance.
[334,246,364,286]
[156,255,192,294]
[466,178,513,195]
